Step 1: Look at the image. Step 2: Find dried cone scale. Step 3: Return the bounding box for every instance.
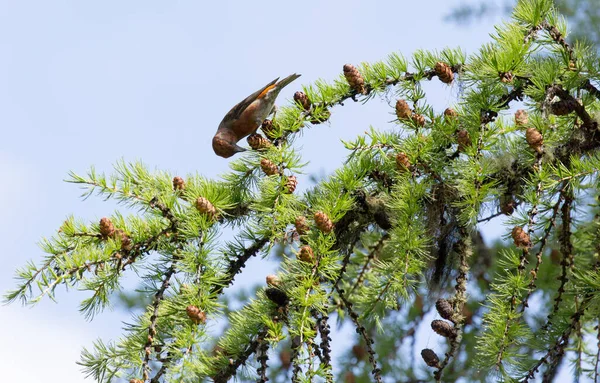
[186,305,207,324]
[314,211,334,233]
[343,64,367,95]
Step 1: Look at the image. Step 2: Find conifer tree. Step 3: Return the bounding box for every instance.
[6,0,600,381]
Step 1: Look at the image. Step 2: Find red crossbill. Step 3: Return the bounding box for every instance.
[212,73,301,158]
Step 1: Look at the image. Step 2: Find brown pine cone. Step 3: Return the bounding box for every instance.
[457,129,472,152]
[172,176,185,191]
[511,226,531,248]
[261,119,277,139]
[444,108,458,119]
[500,71,514,83]
[515,109,529,126]
[260,158,279,176]
[298,245,315,263]
[265,287,289,306]
[99,217,115,239]
[115,229,133,251]
[434,62,454,84]
[294,91,311,111]
[396,99,412,120]
[284,175,297,194]
[314,211,334,233]
[195,197,217,219]
[431,319,457,338]
[395,152,411,171]
[266,274,281,287]
[500,194,516,215]
[343,64,367,95]
[525,127,543,153]
[412,113,426,127]
[295,216,309,235]
[247,133,271,150]
[186,305,207,324]
[435,298,454,321]
[421,348,440,368]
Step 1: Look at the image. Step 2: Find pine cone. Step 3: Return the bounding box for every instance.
[434,62,454,84]
[298,245,315,263]
[295,216,309,235]
[550,99,577,116]
[195,197,217,219]
[186,305,206,324]
[421,348,440,368]
[294,91,311,111]
[284,175,297,194]
[172,176,185,191]
[525,127,543,153]
[500,71,514,83]
[343,64,367,95]
[260,158,279,176]
[261,119,277,139]
[444,108,458,119]
[435,298,454,321]
[511,226,531,248]
[247,133,271,150]
[99,217,115,239]
[115,229,133,251]
[314,211,334,233]
[431,319,457,338]
[265,287,289,306]
[266,274,281,287]
[396,99,412,120]
[412,113,426,127]
[500,194,516,215]
[395,152,411,171]
[515,109,529,126]
[457,129,472,152]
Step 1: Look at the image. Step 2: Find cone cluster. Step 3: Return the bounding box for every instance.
[343,64,367,95]
[314,211,334,233]
[395,99,425,126]
[434,62,454,84]
[99,218,133,251]
[186,305,207,324]
[511,226,531,248]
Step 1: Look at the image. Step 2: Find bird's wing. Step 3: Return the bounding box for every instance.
[222,77,280,122]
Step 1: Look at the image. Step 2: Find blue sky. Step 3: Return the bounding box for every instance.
[0,1,513,381]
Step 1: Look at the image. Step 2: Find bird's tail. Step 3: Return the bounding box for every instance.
[276,73,301,89]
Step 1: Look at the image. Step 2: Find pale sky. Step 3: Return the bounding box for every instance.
[0,1,523,382]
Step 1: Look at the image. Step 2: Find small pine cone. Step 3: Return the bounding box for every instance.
[293,91,311,111]
[343,64,367,95]
[172,176,185,191]
[284,175,297,194]
[99,217,115,239]
[314,211,334,233]
[525,127,543,153]
[500,71,514,83]
[261,119,277,139]
[515,109,529,126]
[115,229,133,251]
[435,299,454,321]
[279,350,291,369]
[511,226,531,248]
[298,245,315,263]
[295,216,309,235]
[431,319,457,338]
[550,99,577,116]
[186,305,206,325]
[456,129,472,151]
[266,274,281,287]
[412,113,426,127]
[195,197,217,219]
[260,158,279,176]
[434,62,454,84]
[247,133,271,150]
[421,348,440,368]
[395,99,412,120]
[444,108,458,119]
[310,108,331,124]
[265,287,289,306]
[395,152,411,171]
[500,194,516,215]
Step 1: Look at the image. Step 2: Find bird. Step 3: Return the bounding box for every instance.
[212,73,301,158]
